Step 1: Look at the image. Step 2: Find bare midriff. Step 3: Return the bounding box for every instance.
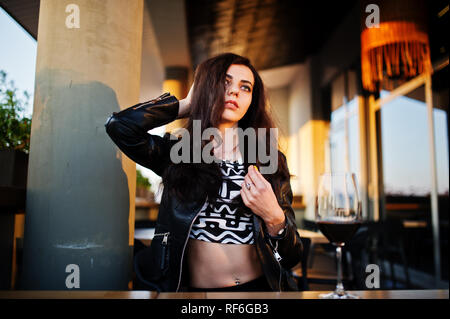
[187,239,263,288]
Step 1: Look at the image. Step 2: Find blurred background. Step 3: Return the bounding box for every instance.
[0,0,448,292]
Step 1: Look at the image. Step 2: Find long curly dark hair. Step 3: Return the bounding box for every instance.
[161,53,290,206]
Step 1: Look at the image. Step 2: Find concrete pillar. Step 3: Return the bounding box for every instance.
[21,0,144,290]
[163,66,189,134]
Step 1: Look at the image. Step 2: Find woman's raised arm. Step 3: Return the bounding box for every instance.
[104,92,181,176]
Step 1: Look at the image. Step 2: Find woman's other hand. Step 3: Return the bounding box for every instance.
[240,165,286,236]
[177,82,194,119]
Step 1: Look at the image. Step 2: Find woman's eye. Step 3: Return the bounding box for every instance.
[242,86,251,92]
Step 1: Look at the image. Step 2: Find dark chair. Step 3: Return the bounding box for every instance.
[342,224,370,289]
[132,239,162,291]
[366,220,410,288]
[298,227,368,290]
[133,243,163,292]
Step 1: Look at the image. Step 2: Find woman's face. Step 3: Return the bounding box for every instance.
[221,64,255,125]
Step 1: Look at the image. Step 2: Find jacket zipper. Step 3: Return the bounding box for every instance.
[153,232,170,270]
[112,92,172,118]
[133,92,171,110]
[153,232,170,244]
[269,237,283,292]
[175,201,207,292]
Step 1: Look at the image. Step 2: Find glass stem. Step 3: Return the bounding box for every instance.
[335,246,345,295]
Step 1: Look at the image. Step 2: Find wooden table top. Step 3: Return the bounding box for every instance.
[0,290,157,299]
[1,290,447,299]
[297,228,328,244]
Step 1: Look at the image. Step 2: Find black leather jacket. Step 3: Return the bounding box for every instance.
[104,92,303,292]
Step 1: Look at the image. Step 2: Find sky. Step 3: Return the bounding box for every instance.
[0,7,37,118]
[1,6,448,197]
[380,94,449,195]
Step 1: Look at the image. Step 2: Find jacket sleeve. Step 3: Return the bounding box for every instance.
[104,92,180,177]
[264,152,303,270]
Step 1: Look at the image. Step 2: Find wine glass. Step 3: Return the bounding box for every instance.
[315,172,362,299]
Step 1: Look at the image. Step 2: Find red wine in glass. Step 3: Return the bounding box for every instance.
[317,219,362,246]
[315,173,362,299]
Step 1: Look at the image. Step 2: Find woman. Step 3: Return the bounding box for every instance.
[105,53,303,292]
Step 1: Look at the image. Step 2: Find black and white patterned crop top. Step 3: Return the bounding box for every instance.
[189,157,254,245]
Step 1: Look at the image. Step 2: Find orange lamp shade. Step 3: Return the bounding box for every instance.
[361,21,432,92]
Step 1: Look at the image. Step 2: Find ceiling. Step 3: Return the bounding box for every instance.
[0,0,39,39]
[146,0,191,69]
[0,0,357,71]
[185,0,357,70]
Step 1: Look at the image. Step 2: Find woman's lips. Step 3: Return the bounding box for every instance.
[225,101,239,110]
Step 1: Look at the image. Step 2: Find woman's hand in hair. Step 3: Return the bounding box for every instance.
[240,165,286,236]
[177,82,194,119]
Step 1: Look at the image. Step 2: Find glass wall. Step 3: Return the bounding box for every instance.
[374,64,449,283]
[328,69,363,219]
[380,87,449,197]
[330,97,361,182]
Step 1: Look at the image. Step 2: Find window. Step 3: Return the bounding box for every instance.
[380,87,449,196]
[328,70,361,184]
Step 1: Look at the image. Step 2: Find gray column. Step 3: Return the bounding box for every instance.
[21,0,144,290]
